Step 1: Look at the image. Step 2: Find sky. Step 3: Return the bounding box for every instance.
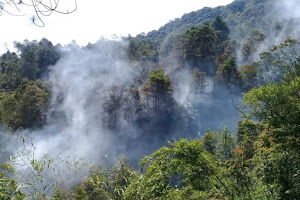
[0,0,234,51]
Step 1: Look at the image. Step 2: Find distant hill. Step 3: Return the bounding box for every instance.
[142,0,289,42]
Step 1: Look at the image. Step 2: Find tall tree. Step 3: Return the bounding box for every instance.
[14,39,60,80]
[182,23,217,60]
[103,86,124,130]
[215,56,241,87]
[142,69,172,111]
[213,16,230,43]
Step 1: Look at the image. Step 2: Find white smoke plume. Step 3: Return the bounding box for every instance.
[0,39,144,168]
[236,0,300,67]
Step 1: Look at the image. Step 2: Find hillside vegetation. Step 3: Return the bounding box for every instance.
[1,0,300,199]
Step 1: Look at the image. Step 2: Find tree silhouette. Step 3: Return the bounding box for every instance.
[0,0,77,27]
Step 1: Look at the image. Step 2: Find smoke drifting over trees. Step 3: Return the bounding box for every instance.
[1,0,300,199]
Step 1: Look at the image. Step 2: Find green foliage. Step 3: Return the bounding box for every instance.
[243,78,300,136]
[236,119,263,159]
[141,0,275,43]
[182,23,217,60]
[213,16,230,43]
[159,33,184,61]
[1,4,300,200]
[259,38,300,83]
[159,16,230,67]
[241,30,265,63]
[109,158,138,200]
[15,147,85,200]
[70,157,138,200]
[142,69,172,111]
[103,85,141,130]
[14,38,60,80]
[241,41,300,199]
[79,170,111,200]
[202,129,236,161]
[215,56,241,87]
[72,185,89,200]
[148,69,172,94]
[0,39,58,131]
[0,52,22,90]
[0,164,25,200]
[127,36,159,62]
[201,38,300,200]
[51,187,70,200]
[239,62,259,91]
[125,139,234,200]
[0,81,49,131]
[0,93,22,131]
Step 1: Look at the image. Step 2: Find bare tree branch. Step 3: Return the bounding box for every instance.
[0,0,77,27]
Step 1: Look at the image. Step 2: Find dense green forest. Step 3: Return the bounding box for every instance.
[1,0,300,199]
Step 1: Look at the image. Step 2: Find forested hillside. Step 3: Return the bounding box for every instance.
[1,0,300,199]
[142,0,295,42]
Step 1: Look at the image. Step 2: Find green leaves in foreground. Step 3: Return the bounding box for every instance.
[125,139,234,200]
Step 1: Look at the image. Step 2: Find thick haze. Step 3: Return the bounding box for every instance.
[2,0,300,194]
[20,40,137,158]
[3,0,300,161]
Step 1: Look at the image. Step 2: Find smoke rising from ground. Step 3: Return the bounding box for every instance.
[0,39,141,167]
[37,40,140,159]
[8,0,300,161]
[0,35,240,172]
[236,0,300,67]
[1,1,300,198]
[3,0,300,193]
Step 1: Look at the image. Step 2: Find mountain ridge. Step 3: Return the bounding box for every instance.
[142,0,278,41]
